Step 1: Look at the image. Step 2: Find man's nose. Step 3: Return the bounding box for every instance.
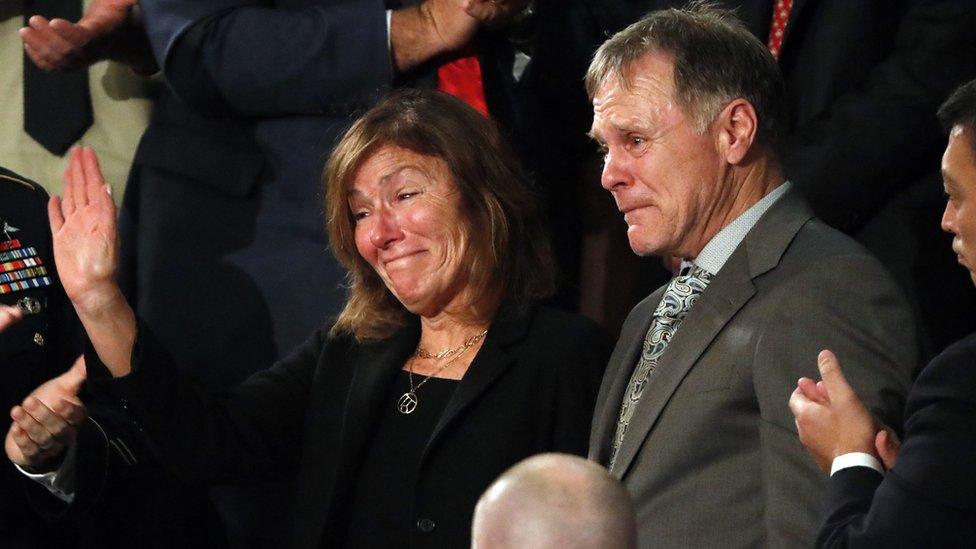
[601,151,630,192]
[941,201,957,235]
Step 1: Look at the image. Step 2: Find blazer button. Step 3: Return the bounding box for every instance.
[416,518,436,533]
[33,333,45,346]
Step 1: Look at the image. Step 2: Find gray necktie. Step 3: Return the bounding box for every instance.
[609,264,712,468]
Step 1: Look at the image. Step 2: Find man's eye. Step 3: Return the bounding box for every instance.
[397,191,419,201]
[630,136,646,147]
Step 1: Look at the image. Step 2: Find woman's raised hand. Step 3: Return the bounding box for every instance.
[49,147,120,316]
[49,148,136,377]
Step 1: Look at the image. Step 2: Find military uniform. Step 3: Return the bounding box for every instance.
[0,166,82,547]
[0,167,229,548]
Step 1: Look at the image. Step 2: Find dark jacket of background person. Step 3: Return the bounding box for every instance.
[77,305,610,548]
[818,333,976,547]
[123,0,524,545]
[516,0,636,310]
[0,167,81,547]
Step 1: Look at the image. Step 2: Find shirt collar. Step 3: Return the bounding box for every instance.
[690,181,792,275]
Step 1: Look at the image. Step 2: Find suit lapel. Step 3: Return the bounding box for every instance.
[607,188,814,478]
[609,254,756,478]
[421,307,530,462]
[340,325,419,461]
[589,290,663,463]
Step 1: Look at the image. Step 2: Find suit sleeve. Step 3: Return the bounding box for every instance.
[816,337,976,547]
[783,0,976,231]
[140,0,393,117]
[751,253,916,546]
[84,320,325,484]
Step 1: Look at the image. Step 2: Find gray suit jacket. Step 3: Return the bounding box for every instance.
[589,190,916,548]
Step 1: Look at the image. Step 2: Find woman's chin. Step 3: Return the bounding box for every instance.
[389,290,427,315]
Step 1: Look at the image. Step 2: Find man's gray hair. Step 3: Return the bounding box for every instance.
[586,1,787,150]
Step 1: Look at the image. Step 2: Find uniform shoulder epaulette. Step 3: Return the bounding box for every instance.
[0,167,46,196]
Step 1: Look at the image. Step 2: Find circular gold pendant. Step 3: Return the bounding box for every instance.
[397,392,418,414]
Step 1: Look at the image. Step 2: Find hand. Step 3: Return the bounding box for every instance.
[461,0,530,27]
[20,0,155,73]
[5,357,87,472]
[0,305,24,333]
[788,350,879,473]
[50,147,136,378]
[421,0,481,53]
[391,0,479,72]
[49,147,121,317]
[875,426,901,470]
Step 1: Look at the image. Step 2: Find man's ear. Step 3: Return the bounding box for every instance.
[714,99,758,165]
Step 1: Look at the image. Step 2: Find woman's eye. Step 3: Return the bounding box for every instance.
[352,211,368,222]
[397,191,419,201]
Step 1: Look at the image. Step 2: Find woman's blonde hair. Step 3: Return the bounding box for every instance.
[324,89,554,341]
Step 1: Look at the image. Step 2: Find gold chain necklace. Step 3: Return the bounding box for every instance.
[397,329,488,415]
[414,329,488,359]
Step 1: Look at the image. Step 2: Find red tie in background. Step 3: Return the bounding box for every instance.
[767,0,793,60]
[437,54,490,117]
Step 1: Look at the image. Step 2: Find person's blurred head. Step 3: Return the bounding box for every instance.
[586,2,787,259]
[938,79,976,286]
[324,89,554,340]
[471,454,637,549]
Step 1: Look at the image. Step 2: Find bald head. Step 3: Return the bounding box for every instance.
[471,454,637,549]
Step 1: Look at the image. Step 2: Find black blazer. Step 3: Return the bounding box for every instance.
[85,305,610,548]
[817,333,976,547]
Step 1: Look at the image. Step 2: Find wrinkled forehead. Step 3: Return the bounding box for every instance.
[590,56,682,137]
[593,52,676,100]
[349,145,447,191]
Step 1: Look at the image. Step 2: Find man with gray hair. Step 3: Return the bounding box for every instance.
[586,4,916,546]
[471,453,637,549]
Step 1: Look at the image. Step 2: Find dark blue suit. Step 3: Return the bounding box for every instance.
[818,333,976,547]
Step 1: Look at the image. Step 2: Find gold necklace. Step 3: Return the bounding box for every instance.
[414,330,488,359]
[397,329,488,415]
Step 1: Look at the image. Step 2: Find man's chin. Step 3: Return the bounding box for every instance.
[626,229,663,257]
